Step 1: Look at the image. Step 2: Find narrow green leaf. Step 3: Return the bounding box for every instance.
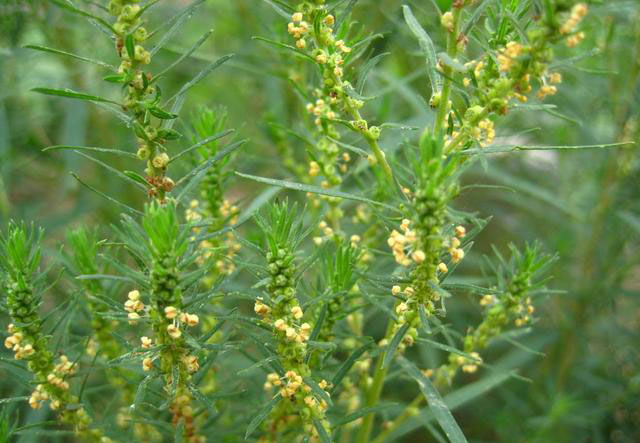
[252,36,316,62]
[166,54,234,112]
[235,172,397,211]
[123,171,150,187]
[125,34,135,59]
[416,337,482,361]
[31,87,119,105]
[333,403,397,426]
[313,419,332,443]
[0,396,28,405]
[132,375,155,415]
[462,0,492,34]
[357,52,390,94]
[50,0,116,34]
[43,145,138,159]
[158,128,182,140]
[169,129,235,163]
[154,29,214,80]
[335,0,359,30]
[382,323,410,369]
[304,377,333,407]
[149,0,206,52]
[24,44,116,70]
[402,5,441,94]
[331,341,374,392]
[245,394,281,439]
[418,305,432,334]
[261,0,294,18]
[71,172,143,215]
[188,384,217,415]
[74,151,146,190]
[398,356,468,443]
[148,106,178,119]
[175,139,246,201]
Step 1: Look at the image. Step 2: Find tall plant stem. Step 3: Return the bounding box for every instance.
[355,319,394,443]
[432,7,462,138]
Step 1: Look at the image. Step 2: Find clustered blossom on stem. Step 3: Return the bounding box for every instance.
[444,3,589,152]
[254,204,332,441]
[1,226,108,442]
[284,3,392,191]
[430,245,549,386]
[108,0,177,200]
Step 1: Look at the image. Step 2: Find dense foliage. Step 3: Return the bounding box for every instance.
[0,0,638,442]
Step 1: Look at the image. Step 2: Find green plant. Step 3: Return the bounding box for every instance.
[0,0,637,442]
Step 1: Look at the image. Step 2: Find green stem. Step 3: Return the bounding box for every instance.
[355,320,394,443]
[371,395,424,443]
[432,8,462,138]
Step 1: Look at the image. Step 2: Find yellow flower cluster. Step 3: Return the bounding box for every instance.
[170,392,206,443]
[514,296,535,327]
[124,289,145,323]
[448,227,467,264]
[4,324,34,360]
[274,317,312,344]
[264,371,331,411]
[387,219,424,267]
[560,3,588,47]
[459,352,482,374]
[187,199,240,275]
[28,384,50,409]
[471,118,496,147]
[164,305,199,339]
[313,220,336,245]
[28,355,77,409]
[497,41,523,72]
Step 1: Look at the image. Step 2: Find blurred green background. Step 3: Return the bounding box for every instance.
[0,0,638,441]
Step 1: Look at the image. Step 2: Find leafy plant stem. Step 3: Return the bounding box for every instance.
[432,7,462,138]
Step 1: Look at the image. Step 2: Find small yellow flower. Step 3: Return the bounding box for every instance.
[142,357,153,371]
[127,312,140,324]
[164,306,178,319]
[451,248,465,263]
[291,306,303,320]
[141,336,153,349]
[441,11,454,32]
[167,324,182,339]
[183,313,199,327]
[151,152,170,169]
[438,262,449,273]
[274,319,287,331]
[395,303,409,315]
[411,250,426,263]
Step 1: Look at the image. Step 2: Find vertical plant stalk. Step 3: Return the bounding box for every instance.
[254,203,331,440]
[356,5,466,441]
[1,225,108,442]
[371,244,553,443]
[130,203,205,441]
[432,6,462,138]
[108,0,177,200]
[285,3,394,187]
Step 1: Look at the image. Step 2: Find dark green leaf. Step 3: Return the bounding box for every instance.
[31,87,119,105]
[24,44,116,70]
[397,357,468,443]
[235,172,397,211]
[382,323,410,369]
[245,394,281,439]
